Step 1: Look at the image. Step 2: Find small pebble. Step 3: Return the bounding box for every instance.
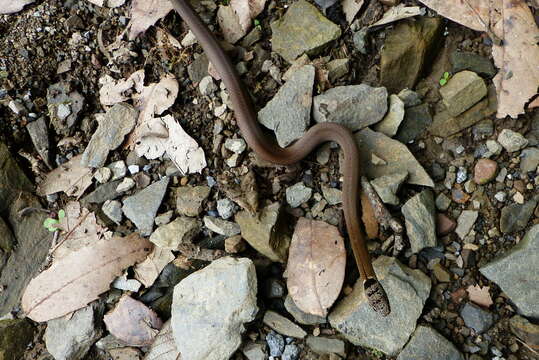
[116,177,135,192]
[474,159,498,184]
[128,164,140,174]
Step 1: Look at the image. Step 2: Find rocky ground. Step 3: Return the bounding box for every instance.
[0,0,538,360]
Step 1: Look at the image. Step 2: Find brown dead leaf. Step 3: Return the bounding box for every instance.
[217,0,267,43]
[286,218,346,317]
[128,0,173,40]
[104,294,163,346]
[134,247,174,287]
[53,201,110,260]
[21,233,152,322]
[418,0,539,118]
[99,71,144,106]
[491,1,539,118]
[135,115,207,175]
[220,170,259,215]
[466,284,493,308]
[144,321,180,360]
[37,155,93,198]
[369,5,425,28]
[0,0,34,14]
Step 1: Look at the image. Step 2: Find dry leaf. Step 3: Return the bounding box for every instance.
[37,155,93,198]
[128,0,173,40]
[135,115,206,174]
[217,0,267,43]
[156,28,182,50]
[286,218,346,317]
[144,321,180,360]
[490,1,539,118]
[0,0,34,14]
[418,0,539,118]
[21,233,152,322]
[134,247,175,287]
[99,71,144,106]
[369,5,425,28]
[466,284,493,308]
[128,72,179,149]
[53,201,110,259]
[104,294,163,346]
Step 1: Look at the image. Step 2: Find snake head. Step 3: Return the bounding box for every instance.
[364,278,390,317]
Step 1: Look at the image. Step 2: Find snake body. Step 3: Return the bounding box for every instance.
[171,0,390,316]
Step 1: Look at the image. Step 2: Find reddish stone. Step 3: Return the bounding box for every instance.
[436,213,456,235]
[474,159,498,184]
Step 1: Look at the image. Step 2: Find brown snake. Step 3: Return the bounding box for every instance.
[170,0,390,316]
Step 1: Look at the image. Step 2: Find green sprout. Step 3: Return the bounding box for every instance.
[439,71,451,86]
[43,209,65,232]
[254,19,261,29]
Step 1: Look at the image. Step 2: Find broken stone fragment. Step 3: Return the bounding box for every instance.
[439,70,487,117]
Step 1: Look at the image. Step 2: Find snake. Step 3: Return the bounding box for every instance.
[170,0,390,316]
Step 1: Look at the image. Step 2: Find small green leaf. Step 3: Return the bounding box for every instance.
[439,78,447,86]
[443,71,450,79]
[43,218,59,232]
[58,209,66,219]
[254,19,260,27]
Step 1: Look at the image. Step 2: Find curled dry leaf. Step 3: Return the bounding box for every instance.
[286,218,346,317]
[128,0,173,40]
[466,284,493,308]
[53,201,110,260]
[418,0,539,118]
[369,5,425,28]
[134,247,175,287]
[144,321,180,360]
[0,0,34,14]
[135,115,207,175]
[104,295,163,346]
[217,0,267,43]
[21,233,152,322]
[37,155,93,198]
[99,71,144,106]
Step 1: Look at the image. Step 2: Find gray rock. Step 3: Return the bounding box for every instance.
[81,103,137,168]
[460,303,494,333]
[313,85,388,131]
[282,344,300,360]
[0,319,35,360]
[327,58,349,83]
[44,303,103,360]
[102,200,122,225]
[435,193,451,211]
[270,0,341,62]
[499,198,537,234]
[203,216,241,236]
[396,103,432,143]
[371,172,407,206]
[450,51,496,78]
[286,182,312,208]
[262,311,307,339]
[497,129,529,152]
[355,128,434,187]
[258,65,315,147]
[94,167,112,184]
[224,138,247,154]
[155,210,173,226]
[81,180,123,205]
[108,160,127,180]
[236,202,290,262]
[0,143,52,315]
[150,217,200,250]
[199,76,217,96]
[26,117,52,168]
[329,256,431,356]
[176,185,211,217]
[352,28,368,54]
[284,295,326,325]
[397,89,422,107]
[116,177,135,192]
[217,198,236,219]
[321,185,342,205]
[172,257,258,360]
[520,147,539,172]
[47,81,84,135]
[187,54,209,84]
[401,190,437,253]
[380,18,443,93]
[122,177,169,236]
[242,342,266,360]
[439,71,487,117]
[374,94,405,137]
[306,336,345,356]
[455,210,478,239]
[266,331,285,357]
[397,325,464,360]
[480,224,539,318]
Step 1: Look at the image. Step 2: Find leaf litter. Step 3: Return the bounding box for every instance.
[36,155,94,198]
